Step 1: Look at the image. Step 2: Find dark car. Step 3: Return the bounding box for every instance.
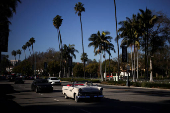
[15,77,24,84]
[31,79,53,93]
[8,75,17,82]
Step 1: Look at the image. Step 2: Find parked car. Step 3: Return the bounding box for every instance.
[62,81,104,102]
[47,77,61,85]
[8,74,17,82]
[15,77,24,84]
[31,79,53,93]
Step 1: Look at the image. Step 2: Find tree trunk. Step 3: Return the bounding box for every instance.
[114,0,119,81]
[131,46,133,77]
[105,52,106,81]
[80,15,85,79]
[100,52,103,81]
[150,57,153,82]
[137,46,138,80]
[133,40,136,82]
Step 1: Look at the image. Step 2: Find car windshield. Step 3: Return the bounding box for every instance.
[36,79,48,83]
[51,78,58,80]
[73,81,93,86]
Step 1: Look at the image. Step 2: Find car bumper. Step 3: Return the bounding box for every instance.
[77,95,104,98]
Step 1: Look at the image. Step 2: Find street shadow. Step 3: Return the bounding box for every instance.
[53,90,62,92]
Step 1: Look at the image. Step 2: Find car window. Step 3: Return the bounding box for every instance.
[51,78,58,80]
[36,79,48,83]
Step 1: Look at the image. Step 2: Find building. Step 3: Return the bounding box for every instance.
[10,60,21,66]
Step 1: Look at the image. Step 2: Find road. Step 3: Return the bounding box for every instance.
[1,80,170,113]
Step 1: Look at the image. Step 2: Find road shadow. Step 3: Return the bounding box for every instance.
[22,97,169,113]
[0,84,25,113]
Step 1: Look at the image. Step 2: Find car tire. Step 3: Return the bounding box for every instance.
[64,94,68,99]
[36,87,39,93]
[75,94,79,102]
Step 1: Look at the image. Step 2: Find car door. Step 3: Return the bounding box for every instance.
[68,86,74,98]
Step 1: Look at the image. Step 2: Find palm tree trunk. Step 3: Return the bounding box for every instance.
[133,40,136,82]
[109,47,111,81]
[59,30,63,78]
[147,28,149,80]
[100,51,103,81]
[150,57,153,82]
[80,15,85,79]
[131,46,133,77]
[137,46,138,80]
[114,0,119,81]
[105,52,106,81]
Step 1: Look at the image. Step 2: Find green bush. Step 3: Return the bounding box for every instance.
[59,77,101,83]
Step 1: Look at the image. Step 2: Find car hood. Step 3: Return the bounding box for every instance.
[36,83,52,86]
[75,86,100,92]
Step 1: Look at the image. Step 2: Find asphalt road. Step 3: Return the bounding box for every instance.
[1,80,170,113]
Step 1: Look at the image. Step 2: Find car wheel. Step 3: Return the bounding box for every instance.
[75,94,79,102]
[36,87,39,93]
[64,94,68,99]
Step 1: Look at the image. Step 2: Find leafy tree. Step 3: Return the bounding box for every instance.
[73,63,83,77]
[85,62,99,78]
[48,60,60,77]
[74,2,85,78]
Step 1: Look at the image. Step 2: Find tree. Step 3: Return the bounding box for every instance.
[81,53,88,64]
[74,2,85,78]
[88,31,114,81]
[114,0,120,81]
[29,37,35,75]
[73,63,84,77]
[11,50,16,61]
[138,8,157,79]
[16,49,21,60]
[0,0,21,64]
[53,15,63,77]
[22,45,27,60]
[26,41,31,55]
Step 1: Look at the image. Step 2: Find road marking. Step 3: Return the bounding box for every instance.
[79,109,91,113]
[54,99,59,101]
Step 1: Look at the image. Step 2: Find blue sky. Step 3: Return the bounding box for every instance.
[2,0,170,63]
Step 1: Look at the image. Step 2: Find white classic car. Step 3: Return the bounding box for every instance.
[62,81,104,102]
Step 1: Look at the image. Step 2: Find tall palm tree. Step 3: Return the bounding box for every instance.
[53,15,63,77]
[88,31,115,81]
[0,0,21,64]
[74,2,85,78]
[26,41,31,55]
[138,8,157,79]
[29,37,35,74]
[22,45,27,60]
[81,53,88,64]
[114,0,120,81]
[11,50,17,61]
[16,49,21,60]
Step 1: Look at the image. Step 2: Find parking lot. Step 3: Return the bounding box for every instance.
[0,79,170,113]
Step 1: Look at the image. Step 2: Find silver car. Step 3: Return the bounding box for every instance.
[47,77,61,85]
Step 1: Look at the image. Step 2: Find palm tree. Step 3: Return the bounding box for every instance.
[0,0,21,63]
[81,53,88,64]
[62,44,79,77]
[11,50,17,61]
[29,37,35,74]
[53,15,63,77]
[74,2,85,78]
[114,0,120,81]
[16,49,21,60]
[22,45,27,60]
[138,8,157,79]
[26,42,31,55]
[88,31,115,81]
